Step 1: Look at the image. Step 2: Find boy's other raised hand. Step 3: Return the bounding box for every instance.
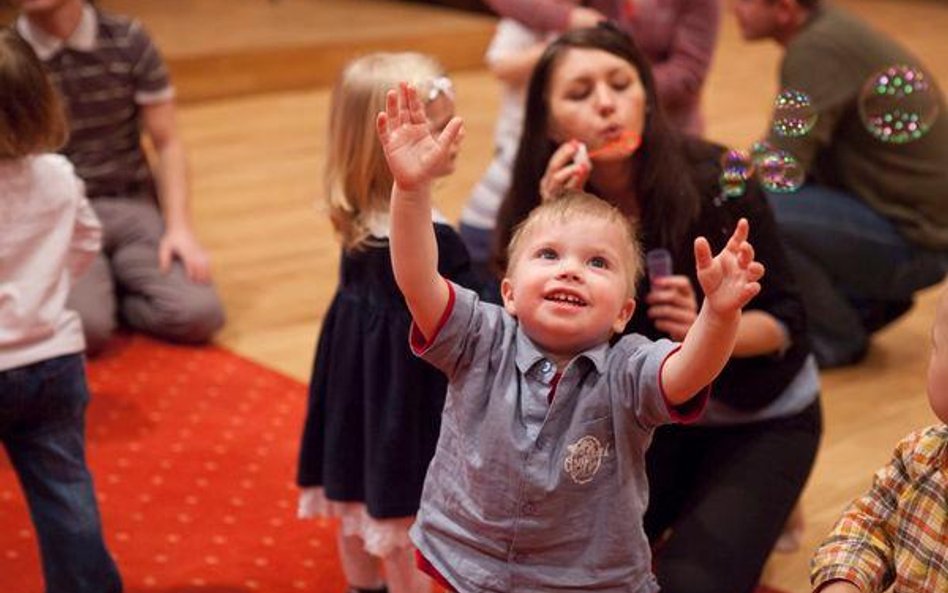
[694,218,765,316]
[376,82,464,191]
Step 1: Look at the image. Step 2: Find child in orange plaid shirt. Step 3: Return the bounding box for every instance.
[810,286,948,593]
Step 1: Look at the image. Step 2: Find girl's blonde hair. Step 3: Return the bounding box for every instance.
[0,27,68,159]
[325,52,450,249]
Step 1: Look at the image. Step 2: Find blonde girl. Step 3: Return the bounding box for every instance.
[295,52,477,593]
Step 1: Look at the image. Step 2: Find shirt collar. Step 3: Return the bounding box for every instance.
[514,325,610,379]
[16,4,98,61]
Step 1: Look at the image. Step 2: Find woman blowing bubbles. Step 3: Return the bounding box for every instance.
[495,23,823,593]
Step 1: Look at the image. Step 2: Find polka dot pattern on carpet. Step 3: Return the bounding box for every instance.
[0,335,345,592]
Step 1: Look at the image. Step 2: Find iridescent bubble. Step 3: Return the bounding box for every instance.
[756,150,804,193]
[772,89,818,138]
[720,149,753,180]
[749,140,776,166]
[858,64,940,143]
[719,169,746,199]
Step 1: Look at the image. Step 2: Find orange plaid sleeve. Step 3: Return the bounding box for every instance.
[810,426,948,593]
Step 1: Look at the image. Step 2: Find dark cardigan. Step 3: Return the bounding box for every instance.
[626,138,811,411]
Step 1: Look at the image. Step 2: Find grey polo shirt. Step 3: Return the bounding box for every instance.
[410,284,707,593]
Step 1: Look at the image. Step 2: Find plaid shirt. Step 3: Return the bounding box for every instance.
[811,425,948,593]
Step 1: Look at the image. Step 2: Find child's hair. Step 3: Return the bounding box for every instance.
[506,190,643,296]
[324,51,452,250]
[934,288,948,347]
[0,28,67,159]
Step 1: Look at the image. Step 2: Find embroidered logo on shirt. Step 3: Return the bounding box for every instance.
[564,435,610,484]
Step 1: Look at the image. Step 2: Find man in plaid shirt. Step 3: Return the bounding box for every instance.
[810,288,948,592]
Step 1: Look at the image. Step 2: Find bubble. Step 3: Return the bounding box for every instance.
[772,89,818,137]
[720,149,753,180]
[756,150,805,193]
[749,140,776,166]
[719,170,746,199]
[858,64,940,143]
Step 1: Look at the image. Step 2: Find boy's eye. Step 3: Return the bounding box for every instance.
[537,247,558,260]
[588,256,608,269]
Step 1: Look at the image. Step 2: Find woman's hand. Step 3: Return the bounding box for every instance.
[694,218,765,317]
[646,275,698,340]
[540,140,591,201]
[376,82,463,191]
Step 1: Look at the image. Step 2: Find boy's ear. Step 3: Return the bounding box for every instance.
[500,277,518,317]
[612,297,636,334]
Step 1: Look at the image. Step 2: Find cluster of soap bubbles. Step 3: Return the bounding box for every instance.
[717,89,811,197]
[717,141,805,199]
[717,63,941,199]
[858,64,940,144]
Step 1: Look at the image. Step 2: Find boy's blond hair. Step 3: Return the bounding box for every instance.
[506,190,643,296]
[0,28,68,159]
[324,51,449,250]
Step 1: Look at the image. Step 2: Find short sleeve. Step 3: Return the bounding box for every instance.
[611,336,708,429]
[127,20,173,104]
[410,283,512,382]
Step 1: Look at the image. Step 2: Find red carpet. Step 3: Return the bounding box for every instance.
[0,335,791,593]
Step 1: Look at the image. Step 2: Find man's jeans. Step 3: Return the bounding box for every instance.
[767,185,948,368]
[0,354,122,593]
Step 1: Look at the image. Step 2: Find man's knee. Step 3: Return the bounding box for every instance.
[151,293,225,344]
[80,309,117,356]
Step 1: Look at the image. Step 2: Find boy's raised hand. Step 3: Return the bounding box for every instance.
[376,82,464,191]
[694,218,765,316]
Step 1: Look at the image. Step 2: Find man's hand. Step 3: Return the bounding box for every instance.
[159,227,212,283]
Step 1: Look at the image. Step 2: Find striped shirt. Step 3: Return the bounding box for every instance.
[17,6,174,201]
[811,425,948,592]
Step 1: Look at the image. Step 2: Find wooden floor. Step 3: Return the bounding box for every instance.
[11,0,948,591]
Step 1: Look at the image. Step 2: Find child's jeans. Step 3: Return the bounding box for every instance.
[0,353,122,593]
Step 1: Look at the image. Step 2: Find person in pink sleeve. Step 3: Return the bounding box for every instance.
[483,0,720,135]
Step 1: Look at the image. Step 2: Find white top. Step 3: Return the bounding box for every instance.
[459,19,549,232]
[0,154,102,371]
[485,18,548,152]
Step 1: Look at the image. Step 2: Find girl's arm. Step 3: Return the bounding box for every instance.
[377,83,464,339]
[660,218,764,402]
[69,184,102,282]
[650,0,720,110]
[486,20,548,87]
[482,0,604,33]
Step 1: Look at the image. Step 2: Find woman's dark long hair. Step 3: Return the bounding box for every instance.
[493,23,701,273]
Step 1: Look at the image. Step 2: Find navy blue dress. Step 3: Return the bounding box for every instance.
[297,223,478,519]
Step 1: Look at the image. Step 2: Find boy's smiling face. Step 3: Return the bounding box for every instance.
[501,215,636,364]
